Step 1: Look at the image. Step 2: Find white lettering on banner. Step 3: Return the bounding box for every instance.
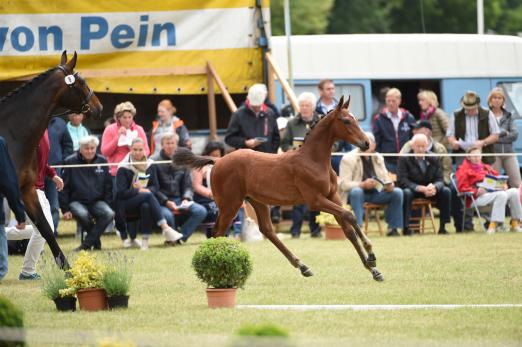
[0,8,256,56]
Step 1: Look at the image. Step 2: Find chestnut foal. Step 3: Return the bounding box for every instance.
[173,96,383,281]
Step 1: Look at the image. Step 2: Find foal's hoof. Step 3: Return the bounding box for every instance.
[299,264,314,277]
[371,268,384,282]
[367,253,377,268]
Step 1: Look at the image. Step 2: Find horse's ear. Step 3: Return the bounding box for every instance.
[60,51,67,65]
[342,95,351,110]
[65,51,77,71]
[335,95,344,114]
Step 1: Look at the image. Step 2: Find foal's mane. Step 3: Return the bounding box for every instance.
[0,67,59,104]
[301,109,334,145]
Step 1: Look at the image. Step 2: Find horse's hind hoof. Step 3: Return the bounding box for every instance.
[299,264,314,277]
[371,268,384,282]
[367,253,377,268]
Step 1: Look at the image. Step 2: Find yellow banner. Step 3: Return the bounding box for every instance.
[0,1,270,94]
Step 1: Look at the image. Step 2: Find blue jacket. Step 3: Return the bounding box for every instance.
[48,117,74,166]
[371,109,416,165]
[59,152,113,212]
[0,136,25,225]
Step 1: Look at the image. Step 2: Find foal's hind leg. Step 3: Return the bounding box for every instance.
[213,197,244,238]
[249,199,313,277]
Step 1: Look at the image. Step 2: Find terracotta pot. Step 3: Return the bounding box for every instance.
[324,224,346,240]
[107,295,129,309]
[206,288,236,308]
[53,296,76,312]
[77,288,108,311]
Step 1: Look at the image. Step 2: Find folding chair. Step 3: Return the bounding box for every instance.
[450,173,487,233]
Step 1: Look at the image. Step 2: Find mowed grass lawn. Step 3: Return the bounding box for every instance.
[1,220,521,346]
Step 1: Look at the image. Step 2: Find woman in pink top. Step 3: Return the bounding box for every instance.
[101,101,150,176]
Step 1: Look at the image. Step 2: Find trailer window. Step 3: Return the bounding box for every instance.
[499,82,522,118]
[288,84,366,120]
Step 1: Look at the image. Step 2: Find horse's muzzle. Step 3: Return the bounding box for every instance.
[89,104,103,119]
[358,140,370,151]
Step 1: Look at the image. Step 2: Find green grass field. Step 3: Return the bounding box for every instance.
[1,221,521,346]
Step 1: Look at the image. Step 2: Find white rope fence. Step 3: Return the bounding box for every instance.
[49,152,522,169]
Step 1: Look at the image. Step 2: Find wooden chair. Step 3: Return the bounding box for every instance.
[363,202,384,236]
[409,198,436,234]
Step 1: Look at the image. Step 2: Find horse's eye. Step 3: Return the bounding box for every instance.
[342,118,351,125]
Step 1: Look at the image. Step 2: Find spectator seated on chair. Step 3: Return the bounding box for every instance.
[398,133,451,235]
[115,137,183,250]
[338,132,404,237]
[149,132,207,243]
[192,141,242,239]
[400,120,452,186]
[456,147,522,234]
[59,135,114,251]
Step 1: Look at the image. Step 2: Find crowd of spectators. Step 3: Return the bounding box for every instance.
[2,80,521,280]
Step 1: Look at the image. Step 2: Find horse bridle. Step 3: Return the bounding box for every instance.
[53,65,94,117]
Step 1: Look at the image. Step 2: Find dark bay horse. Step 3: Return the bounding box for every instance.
[0,51,102,269]
[173,96,384,281]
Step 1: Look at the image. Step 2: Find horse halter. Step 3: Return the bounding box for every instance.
[54,65,94,117]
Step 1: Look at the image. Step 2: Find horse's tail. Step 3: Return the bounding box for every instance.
[172,147,216,169]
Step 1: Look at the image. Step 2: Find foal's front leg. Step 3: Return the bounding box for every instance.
[329,193,377,268]
[310,195,383,282]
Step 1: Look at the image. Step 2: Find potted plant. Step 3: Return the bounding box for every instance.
[102,253,132,309]
[40,259,76,312]
[315,205,351,240]
[61,251,107,311]
[192,237,253,308]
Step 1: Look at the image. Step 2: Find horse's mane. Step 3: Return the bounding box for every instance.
[0,67,58,104]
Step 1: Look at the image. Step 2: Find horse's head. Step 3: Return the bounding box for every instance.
[331,95,369,151]
[56,51,103,119]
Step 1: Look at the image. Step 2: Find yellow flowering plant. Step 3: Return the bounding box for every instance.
[59,251,106,297]
[315,204,352,226]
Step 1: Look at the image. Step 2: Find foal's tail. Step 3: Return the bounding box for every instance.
[172,147,216,169]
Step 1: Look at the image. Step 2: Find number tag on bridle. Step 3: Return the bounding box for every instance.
[64,75,75,85]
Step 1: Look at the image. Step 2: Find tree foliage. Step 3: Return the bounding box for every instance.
[270,0,334,36]
[270,0,522,36]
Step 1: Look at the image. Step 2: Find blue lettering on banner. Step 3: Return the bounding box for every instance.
[80,16,108,50]
[0,28,7,51]
[111,24,135,48]
[151,23,176,46]
[0,14,176,53]
[38,26,62,51]
[11,26,34,52]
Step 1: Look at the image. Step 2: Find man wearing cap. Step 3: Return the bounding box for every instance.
[339,132,404,237]
[401,120,452,186]
[447,90,500,165]
[225,83,280,154]
[447,91,500,232]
